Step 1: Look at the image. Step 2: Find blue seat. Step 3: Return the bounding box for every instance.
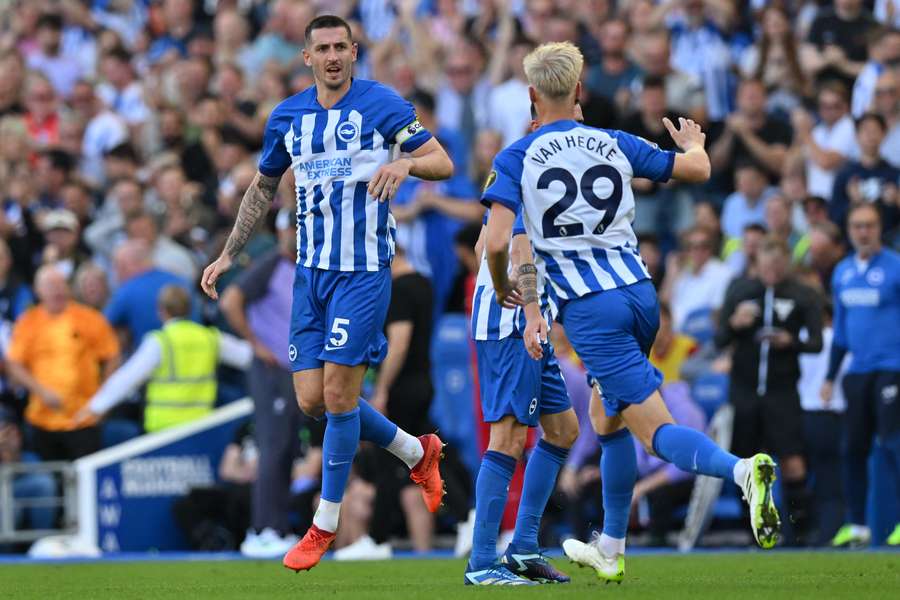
[691,373,730,420]
[101,418,142,448]
[680,307,715,345]
[429,313,479,477]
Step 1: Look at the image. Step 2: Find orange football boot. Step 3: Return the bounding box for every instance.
[283,524,335,572]
[409,433,446,513]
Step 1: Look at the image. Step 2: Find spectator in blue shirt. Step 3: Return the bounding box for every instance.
[722,160,778,240]
[104,239,192,350]
[830,112,900,230]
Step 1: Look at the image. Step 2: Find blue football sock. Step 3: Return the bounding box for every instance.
[598,429,637,540]
[357,398,398,448]
[511,439,569,553]
[320,407,361,503]
[652,423,738,480]
[468,450,516,571]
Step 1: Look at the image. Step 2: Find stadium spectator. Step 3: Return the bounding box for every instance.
[739,5,810,118]
[124,211,198,282]
[585,18,640,111]
[5,266,119,461]
[708,78,793,195]
[105,239,192,349]
[0,405,57,534]
[850,27,900,119]
[172,419,257,552]
[26,13,84,100]
[662,226,733,334]
[793,82,858,201]
[870,70,900,167]
[805,0,877,88]
[487,29,535,148]
[830,112,900,229]
[97,46,151,127]
[83,177,146,263]
[805,221,848,293]
[220,209,301,558]
[620,75,687,237]
[631,29,705,124]
[436,38,491,153]
[765,195,802,250]
[797,292,848,546]
[721,161,778,240]
[716,236,824,545]
[67,80,129,185]
[79,285,252,433]
[824,203,900,548]
[725,223,767,279]
[23,72,60,149]
[39,209,89,283]
[72,262,109,312]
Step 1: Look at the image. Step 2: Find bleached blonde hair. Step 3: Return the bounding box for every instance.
[523,42,584,101]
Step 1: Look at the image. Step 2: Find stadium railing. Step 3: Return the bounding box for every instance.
[0,461,77,543]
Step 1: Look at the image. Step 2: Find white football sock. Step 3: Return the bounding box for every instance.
[733,459,750,487]
[597,533,626,556]
[312,499,341,533]
[386,428,424,469]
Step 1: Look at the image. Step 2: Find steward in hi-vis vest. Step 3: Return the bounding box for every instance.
[78,285,253,433]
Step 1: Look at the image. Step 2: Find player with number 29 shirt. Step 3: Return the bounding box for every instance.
[483,42,782,583]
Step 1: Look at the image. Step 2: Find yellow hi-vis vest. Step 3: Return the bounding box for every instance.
[144,320,219,433]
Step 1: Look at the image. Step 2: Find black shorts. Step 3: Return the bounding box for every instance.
[841,371,900,444]
[729,383,804,459]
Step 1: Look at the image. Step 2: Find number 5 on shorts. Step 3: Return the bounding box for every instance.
[329,317,350,348]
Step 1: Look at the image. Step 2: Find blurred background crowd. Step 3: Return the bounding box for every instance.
[1,0,898,558]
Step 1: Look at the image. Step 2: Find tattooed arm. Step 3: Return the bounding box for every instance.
[201,171,282,299]
[513,234,547,361]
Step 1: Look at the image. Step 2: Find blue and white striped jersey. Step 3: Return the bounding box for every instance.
[258,79,432,271]
[482,120,674,300]
[470,210,558,341]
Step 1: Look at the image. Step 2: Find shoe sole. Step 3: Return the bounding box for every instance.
[752,455,781,550]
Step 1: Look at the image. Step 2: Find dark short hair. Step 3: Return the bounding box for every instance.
[105,45,132,64]
[407,88,436,115]
[637,233,660,248]
[42,149,75,172]
[105,143,139,162]
[37,13,63,31]
[743,222,767,235]
[305,15,352,45]
[855,111,887,132]
[643,75,666,91]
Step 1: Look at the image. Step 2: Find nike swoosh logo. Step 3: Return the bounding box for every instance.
[293,136,302,145]
[323,344,340,351]
[328,459,350,466]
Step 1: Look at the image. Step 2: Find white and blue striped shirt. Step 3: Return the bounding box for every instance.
[259,79,432,271]
[482,120,674,301]
[470,211,557,341]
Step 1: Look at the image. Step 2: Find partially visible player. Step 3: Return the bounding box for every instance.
[201,16,454,572]
[483,42,780,583]
[463,107,582,587]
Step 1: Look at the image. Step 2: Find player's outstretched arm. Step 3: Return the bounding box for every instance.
[201,171,281,300]
[664,117,712,183]
[368,137,454,202]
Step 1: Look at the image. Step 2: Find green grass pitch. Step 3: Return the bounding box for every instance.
[2,552,898,599]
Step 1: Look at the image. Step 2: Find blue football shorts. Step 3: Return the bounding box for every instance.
[289,265,390,371]
[475,335,571,427]
[558,279,663,416]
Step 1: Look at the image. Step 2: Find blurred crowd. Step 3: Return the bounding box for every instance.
[1,0,899,555]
